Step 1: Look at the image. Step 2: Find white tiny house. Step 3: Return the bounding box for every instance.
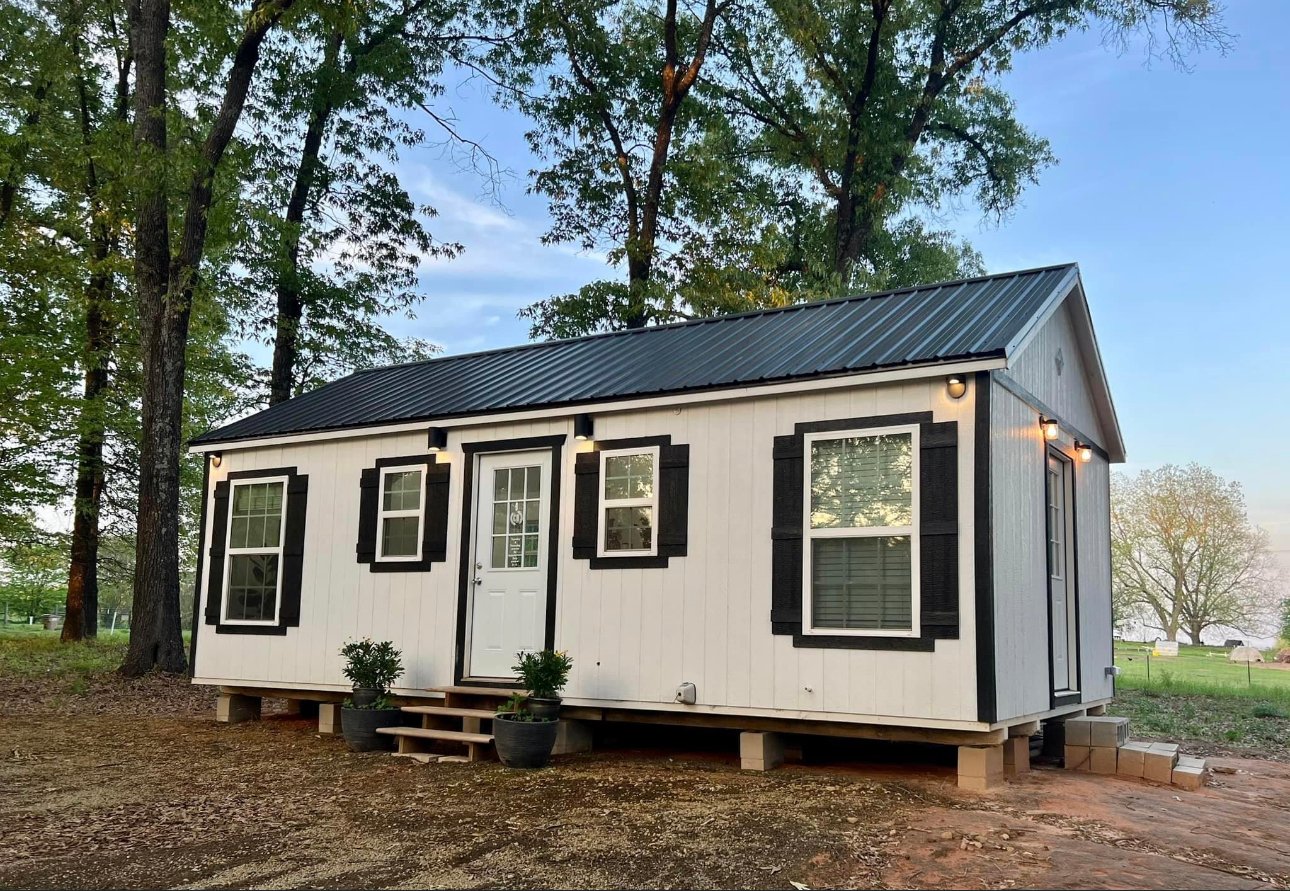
[189,264,1125,785]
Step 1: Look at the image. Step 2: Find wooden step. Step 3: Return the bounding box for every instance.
[376,726,494,745]
[400,706,497,719]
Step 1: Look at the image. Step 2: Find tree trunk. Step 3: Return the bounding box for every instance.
[1187,623,1205,646]
[268,31,343,406]
[121,0,186,676]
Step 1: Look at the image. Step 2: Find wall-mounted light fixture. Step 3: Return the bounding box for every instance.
[1074,441,1093,463]
[210,452,222,468]
[945,375,967,400]
[1040,417,1060,441]
[574,413,595,441]
[427,427,448,452]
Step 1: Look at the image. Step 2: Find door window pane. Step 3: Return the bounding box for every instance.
[810,433,912,529]
[604,506,653,552]
[810,536,911,631]
[491,465,542,569]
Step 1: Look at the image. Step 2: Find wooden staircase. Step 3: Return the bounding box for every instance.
[375,685,518,762]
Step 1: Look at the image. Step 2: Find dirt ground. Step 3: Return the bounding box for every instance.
[2,675,1288,890]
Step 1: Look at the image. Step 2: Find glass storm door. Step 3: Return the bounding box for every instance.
[466,451,551,679]
[1047,452,1078,693]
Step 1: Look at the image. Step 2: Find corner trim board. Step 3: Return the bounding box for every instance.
[974,371,998,724]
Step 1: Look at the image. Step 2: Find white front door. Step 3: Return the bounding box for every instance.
[1047,452,1077,693]
[466,451,552,679]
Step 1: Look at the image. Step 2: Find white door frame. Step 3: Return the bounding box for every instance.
[1046,447,1079,697]
[457,437,564,683]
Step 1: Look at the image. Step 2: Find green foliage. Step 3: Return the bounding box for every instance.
[339,638,404,693]
[1113,641,1290,701]
[0,628,129,679]
[0,538,68,620]
[496,691,553,722]
[513,648,573,699]
[1110,687,1290,760]
[1251,703,1288,720]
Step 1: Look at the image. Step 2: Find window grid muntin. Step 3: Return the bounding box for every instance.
[490,465,542,569]
[597,446,660,557]
[802,425,920,637]
[222,476,288,625]
[377,465,425,561]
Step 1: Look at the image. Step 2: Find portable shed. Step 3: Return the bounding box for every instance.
[188,263,1125,785]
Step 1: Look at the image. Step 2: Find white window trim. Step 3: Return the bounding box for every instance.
[222,475,289,626]
[376,464,426,562]
[597,445,661,558]
[801,424,921,638]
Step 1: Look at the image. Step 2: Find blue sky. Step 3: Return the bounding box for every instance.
[387,2,1290,563]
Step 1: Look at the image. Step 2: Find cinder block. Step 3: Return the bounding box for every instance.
[1003,737,1030,776]
[1150,741,1180,756]
[552,719,593,755]
[1116,742,1150,778]
[1063,717,1093,747]
[1064,745,1091,771]
[1143,748,1178,784]
[958,773,1002,792]
[740,732,784,771]
[1089,746,1118,775]
[958,744,1004,779]
[1088,717,1130,749]
[317,702,343,735]
[1172,763,1206,791]
[216,693,261,724]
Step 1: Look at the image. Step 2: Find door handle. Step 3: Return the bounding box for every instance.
[473,577,483,586]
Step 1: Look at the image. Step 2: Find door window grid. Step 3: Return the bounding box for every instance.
[491,465,541,569]
[224,479,286,624]
[1047,460,1064,580]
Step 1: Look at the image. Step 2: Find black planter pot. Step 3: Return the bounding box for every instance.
[341,706,402,752]
[526,696,561,721]
[351,687,381,708]
[493,714,559,769]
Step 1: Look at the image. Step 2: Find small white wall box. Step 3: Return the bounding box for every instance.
[1106,665,1121,677]
[675,682,697,704]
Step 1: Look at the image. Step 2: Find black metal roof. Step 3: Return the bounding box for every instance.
[194,264,1078,445]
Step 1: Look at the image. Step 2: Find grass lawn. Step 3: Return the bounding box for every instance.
[1108,640,1290,760]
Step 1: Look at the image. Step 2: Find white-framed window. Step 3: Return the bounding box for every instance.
[377,465,425,562]
[598,446,660,556]
[223,477,288,625]
[802,425,920,637]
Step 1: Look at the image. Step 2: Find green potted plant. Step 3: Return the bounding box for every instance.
[515,649,573,720]
[493,693,560,769]
[339,638,404,752]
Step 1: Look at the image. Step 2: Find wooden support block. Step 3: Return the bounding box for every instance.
[958,744,1004,790]
[1003,736,1030,776]
[1086,704,1107,716]
[317,702,343,735]
[1089,746,1118,775]
[552,719,593,755]
[216,693,261,724]
[740,731,785,771]
[1008,721,1041,738]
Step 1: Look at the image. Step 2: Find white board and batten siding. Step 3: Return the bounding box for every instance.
[990,296,1115,723]
[194,376,986,730]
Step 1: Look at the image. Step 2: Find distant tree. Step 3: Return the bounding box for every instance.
[1279,597,1290,645]
[1112,464,1281,644]
[0,539,67,622]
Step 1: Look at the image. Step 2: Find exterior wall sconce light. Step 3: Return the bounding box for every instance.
[1040,417,1060,441]
[1075,441,1093,463]
[210,452,222,468]
[427,427,448,452]
[574,413,595,441]
[945,375,967,399]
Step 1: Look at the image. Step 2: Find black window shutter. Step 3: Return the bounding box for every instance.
[657,444,689,556]
[919,421,959,638]
[423,463,451,562]
[205,480,231,625]
[770,434,804,634]
[572,452,599,559]
[279,474,309,627]
[356,467,379,563]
